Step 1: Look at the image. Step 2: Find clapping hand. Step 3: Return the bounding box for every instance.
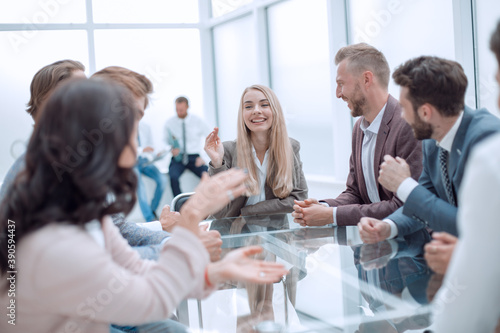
[159,204,181,232]
[378,155,411,193]
[424,232,457,274]
[204,127,224,168]
[358,217,391,244]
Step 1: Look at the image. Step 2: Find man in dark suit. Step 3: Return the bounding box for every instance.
[359,56,500,248]
[293,43,422,227]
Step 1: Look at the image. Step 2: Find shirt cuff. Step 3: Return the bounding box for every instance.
[396,177,419,202]
[332,207,338,227]
[383,219,398,239]
[320,202,337,227]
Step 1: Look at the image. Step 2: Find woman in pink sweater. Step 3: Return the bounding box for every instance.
[0,79,287,333]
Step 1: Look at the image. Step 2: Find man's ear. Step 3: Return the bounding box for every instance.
[362,71,374,88]
[418,103,433,122]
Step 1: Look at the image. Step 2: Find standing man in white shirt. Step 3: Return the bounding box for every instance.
[136,121,167,221]
[164,96,211,196]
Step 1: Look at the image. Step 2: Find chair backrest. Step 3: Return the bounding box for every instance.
[171,192,195,212]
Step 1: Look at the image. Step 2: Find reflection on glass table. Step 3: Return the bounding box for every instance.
[183,214,434,332]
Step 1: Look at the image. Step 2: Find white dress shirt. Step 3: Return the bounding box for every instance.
[432,133,500,332]
[138,121,155,158]
[164,113,210,155]
[246,147,269,206]
[384,112,464,239]
[331,104,386,226]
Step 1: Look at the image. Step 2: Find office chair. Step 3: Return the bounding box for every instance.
[171,192,195,212]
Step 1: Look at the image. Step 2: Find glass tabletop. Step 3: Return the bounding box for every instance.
[184,214,435,333]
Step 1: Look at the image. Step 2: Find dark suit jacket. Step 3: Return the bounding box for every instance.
[208,138,308,218]
[388,107,500,236]
[324,95,423,226]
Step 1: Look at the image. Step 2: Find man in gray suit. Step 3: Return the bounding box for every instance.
[359,56,500,248]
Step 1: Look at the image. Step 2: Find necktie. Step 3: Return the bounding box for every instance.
[439,148,456,206]
[182,119,188,165]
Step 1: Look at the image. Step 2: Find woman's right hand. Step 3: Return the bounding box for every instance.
[204,127,224,168]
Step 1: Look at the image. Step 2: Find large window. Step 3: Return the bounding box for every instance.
[211,0,253,18]
[0,0,494,191]
[0,1,204,180]
[349,0,456,98]
[94,28,204,158]
[92,0,199,23]
[475,0,500,116]
[213,15,259,142]
[267,0,335,177]
[0,0,86,23]
[0,30,89,178]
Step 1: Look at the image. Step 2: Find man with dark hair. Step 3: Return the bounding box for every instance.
[432,20,500,332]
[164,96,210,196]
[359,56,500,250]
[293,43,422,227]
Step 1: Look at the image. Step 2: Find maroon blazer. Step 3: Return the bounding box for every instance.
[323,94,422,226]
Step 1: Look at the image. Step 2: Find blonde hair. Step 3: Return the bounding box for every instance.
[335,43,390,89]
[236,85,294,198]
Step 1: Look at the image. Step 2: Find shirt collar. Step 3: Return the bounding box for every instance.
[360,103,387,135]
[251,146,269,171]
[437,111,464,152]
[178,113,191,122]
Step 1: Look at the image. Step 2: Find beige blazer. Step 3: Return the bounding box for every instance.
[208,138,308,218]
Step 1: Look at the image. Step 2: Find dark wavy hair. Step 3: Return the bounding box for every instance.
[392,56,467,117]
[0,79,138,273]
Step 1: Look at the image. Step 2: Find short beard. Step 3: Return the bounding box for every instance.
[411,113,433,140]
[350,84,366,118]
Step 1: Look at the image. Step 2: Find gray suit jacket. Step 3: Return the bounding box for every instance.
[208,138,308,218]
[388,107,500,236]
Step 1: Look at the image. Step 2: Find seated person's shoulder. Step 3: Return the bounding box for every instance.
[288,137,301,152]
[223,140,237,150]
[470,108,500,130]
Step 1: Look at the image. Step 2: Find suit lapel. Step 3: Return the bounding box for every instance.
[373,95,396,181]
[355,125,369,201]
[448,108,472,180]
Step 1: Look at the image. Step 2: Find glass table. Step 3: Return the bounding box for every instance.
[180,214,436,333]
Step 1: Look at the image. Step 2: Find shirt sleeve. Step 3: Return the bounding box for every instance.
[383,219,398,239]
[396,177,419,202]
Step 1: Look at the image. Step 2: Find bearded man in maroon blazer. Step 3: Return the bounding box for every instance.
[293,43,422,227]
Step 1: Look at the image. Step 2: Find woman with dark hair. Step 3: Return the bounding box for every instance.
[0,79,287,333]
